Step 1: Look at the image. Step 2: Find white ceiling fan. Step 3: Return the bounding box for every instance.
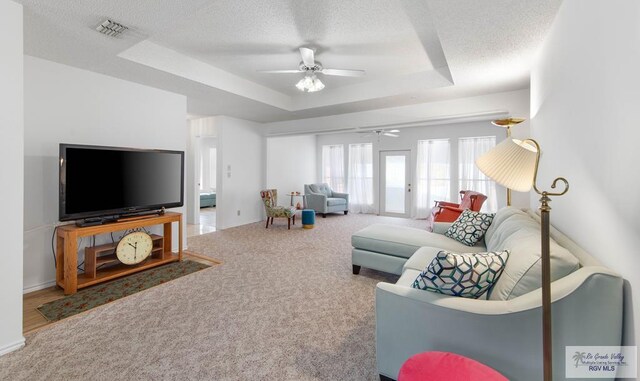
[258,47,366,92]
[358,129,400,139]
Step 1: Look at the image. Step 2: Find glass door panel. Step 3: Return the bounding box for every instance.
[380,150,412,217]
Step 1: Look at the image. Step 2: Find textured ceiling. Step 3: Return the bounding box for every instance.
[16,0,562,122]
[151,0,444,95]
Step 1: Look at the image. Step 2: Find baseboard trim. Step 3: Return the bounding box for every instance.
[23,280,56,294]
[0,337,25,357]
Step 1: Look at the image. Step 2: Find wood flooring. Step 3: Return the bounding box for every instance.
[23,251,221,334]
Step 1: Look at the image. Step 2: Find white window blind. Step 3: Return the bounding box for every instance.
[321,144,345,192]
[416,139,451,218]
[458,136,498,212]
[348,143,375,213]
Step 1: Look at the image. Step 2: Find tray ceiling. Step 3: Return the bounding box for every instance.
[16,0,562,122]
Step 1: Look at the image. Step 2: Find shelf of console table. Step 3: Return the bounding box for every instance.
[56,212,183,295]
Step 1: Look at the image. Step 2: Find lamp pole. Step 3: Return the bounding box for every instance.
[476,136,569,381]
[491,118,525,206]
[505,126,512,206]
[539,192,553,380]
[527,139,570,381]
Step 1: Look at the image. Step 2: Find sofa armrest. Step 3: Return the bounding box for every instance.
[305,193,327,213]
[378,265,620,315]
[331,192,349,203]
[376,266,623,380]
[434,201,459,208]
[439,205,465,213]
[432,222,452,235]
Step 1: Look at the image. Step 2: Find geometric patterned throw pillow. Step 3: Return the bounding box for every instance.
[412,250,510,298]
[445,209,495,246]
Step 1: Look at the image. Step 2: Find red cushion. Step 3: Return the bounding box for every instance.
[398,351,508,381]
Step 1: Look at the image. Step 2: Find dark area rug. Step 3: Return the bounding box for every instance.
[38,260,210,322]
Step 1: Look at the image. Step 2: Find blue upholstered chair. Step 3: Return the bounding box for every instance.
[303,183,349,218]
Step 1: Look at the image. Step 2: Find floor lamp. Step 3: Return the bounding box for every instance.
[476,138,569,381]
[490,117,526,206]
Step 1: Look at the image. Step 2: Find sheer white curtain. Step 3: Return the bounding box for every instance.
[415,139,451,218]
[348,143,375,213]
[321,144,345,192]
[458,136,498,212]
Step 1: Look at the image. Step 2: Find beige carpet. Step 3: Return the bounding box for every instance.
[1,214,423,380]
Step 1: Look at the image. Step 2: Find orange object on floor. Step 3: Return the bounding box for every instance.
[398,351,508,381]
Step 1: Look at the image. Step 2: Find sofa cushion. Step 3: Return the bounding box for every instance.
[326,197,347,206]
[396,268,422,288]
[352,224,486,259]
[484,207,522,248]
[403,246,443,272]
[445,210,495,246]
[411,250,510,298]
[486,208,580,300]
[309,183,332,197]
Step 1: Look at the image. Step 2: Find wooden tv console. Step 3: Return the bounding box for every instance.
[56,212,183,295]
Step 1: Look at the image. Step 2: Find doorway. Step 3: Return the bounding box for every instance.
[188,137,217,237]
[380,150,412,217]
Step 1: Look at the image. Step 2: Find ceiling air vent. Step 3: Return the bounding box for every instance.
[96,19,128,37]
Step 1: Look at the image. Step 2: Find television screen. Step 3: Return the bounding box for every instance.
[59,144,184,221]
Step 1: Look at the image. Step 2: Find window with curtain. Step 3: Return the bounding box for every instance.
[348,143,375,214]
[321,144,345,192]
[458,136,498,212]
[415,139,451,218]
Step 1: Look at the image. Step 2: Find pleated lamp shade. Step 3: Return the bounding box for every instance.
[475,138,538,192]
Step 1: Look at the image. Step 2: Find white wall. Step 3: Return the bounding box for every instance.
[266,135,317,206]
[316,119,532,216]
[215,116,266,229]
[23,56,188,292]
[531,0,640,347]
[0,0,25,356]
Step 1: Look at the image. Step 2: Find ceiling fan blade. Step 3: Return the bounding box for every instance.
[321,68,366,77]
[383,133,399,137]
[387,129,400,133]
[299,47,315,67]
[257,69,303,74]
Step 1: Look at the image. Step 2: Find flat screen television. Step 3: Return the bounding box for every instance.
[59,144,184,222]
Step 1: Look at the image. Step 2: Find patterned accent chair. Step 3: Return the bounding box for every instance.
[304,183,349,218]
[260,189,297,230]
[426,190,487,231]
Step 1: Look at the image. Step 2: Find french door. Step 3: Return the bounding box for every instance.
[380,150,412,217]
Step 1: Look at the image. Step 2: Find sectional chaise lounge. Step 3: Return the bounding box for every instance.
[352,207,623,380]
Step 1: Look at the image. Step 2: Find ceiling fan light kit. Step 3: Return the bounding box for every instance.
[259,47,365,92]
[296,74,325,92]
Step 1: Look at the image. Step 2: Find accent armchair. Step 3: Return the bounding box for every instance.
[304,183,349,218]
[426,190,487,231]
[260,189,297,229]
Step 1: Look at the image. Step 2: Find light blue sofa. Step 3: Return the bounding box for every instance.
[304,183,349,218]
[200,192,216,208]
[352,207,623,381]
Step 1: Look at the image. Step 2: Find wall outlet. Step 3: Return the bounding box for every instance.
[237,210,241,216]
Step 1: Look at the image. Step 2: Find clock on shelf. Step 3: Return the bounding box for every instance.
[116,230,153,265]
